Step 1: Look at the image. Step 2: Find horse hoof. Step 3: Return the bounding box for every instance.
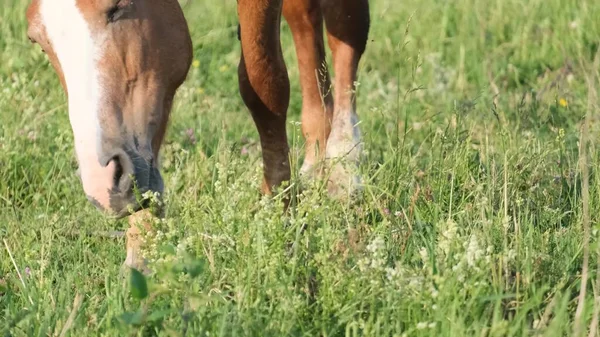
[326,161,362,199]
[324,127,362,199]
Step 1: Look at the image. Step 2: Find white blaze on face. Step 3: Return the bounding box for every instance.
[39,0,114,206]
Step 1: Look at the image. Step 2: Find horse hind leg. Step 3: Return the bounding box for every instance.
[321,0,370,197]
[238,0,291,195]
[283,0,333,178]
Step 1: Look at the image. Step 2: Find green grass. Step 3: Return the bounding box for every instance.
[2,0,600,335]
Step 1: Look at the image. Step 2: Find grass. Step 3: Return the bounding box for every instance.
[1,0,600,335]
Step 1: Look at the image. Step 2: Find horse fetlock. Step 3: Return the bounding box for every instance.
[326,110,361,161]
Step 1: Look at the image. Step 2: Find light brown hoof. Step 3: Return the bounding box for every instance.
[324,117,362,199]
[325,159,362,199]
[299,156,324,182]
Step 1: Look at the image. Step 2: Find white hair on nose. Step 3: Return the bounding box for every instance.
[39,0,109,200]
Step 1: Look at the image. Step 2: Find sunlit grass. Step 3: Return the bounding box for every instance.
[1,0,600,336]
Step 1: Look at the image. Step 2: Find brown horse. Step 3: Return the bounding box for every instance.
[26,0,369,269]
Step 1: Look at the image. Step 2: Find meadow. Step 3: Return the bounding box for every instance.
[2,0,600,335]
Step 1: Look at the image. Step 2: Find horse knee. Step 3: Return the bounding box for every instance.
[237,54,290,120]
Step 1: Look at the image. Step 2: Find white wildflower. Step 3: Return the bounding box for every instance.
[408,277,422,290]
[438,219,458,256]
[367,236,385,254]
[366,236,386,270]
[465,235,484,268]
[569,20,579,29]
[502,216,511,231]
[419,247,429,264]
[386,267,399,281]
[506,249,517,261]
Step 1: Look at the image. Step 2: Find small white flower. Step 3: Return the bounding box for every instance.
[502,216,512,230]
[438,219,458,256]
[569,20,579,29]
[409,278,422,289]
[386,267,398,281]
[506,249,517,261]
[416,322,428,330]
[367,236,385,254]
[419,247,429,264]
[465,235,483,267]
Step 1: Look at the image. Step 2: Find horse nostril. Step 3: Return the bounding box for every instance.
[112,155,125,189]
[108,152,137,193]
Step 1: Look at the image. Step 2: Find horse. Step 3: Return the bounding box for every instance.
[26,0,370,270]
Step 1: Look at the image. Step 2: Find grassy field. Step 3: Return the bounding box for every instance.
[2,0,600,335]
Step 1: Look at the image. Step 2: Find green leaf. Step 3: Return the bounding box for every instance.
[160,243,176,255]
[188,295,206,311]
[129,268,149,300]
[186,259,205,279]
[119,310,144,326]
[146,309,172,322]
